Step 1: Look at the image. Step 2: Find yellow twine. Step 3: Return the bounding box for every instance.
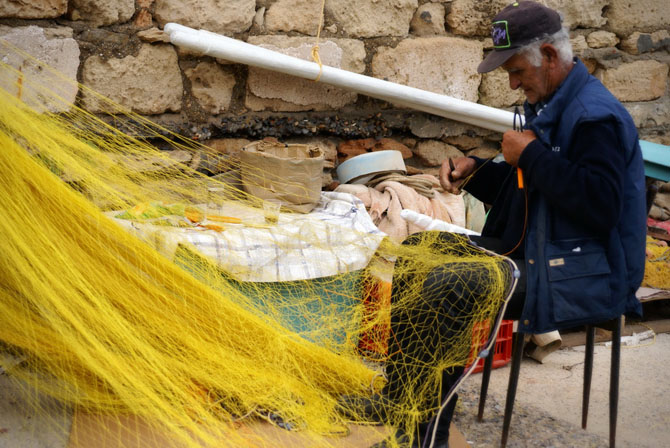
[311,0,327,82]
[643,237,670,289]
[0,41,514,448]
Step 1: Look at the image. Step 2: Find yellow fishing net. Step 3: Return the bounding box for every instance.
[0,41,515,448]
[643,236,670,290]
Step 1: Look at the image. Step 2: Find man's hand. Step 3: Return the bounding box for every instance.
[439,156,476,194]
[502,129,537,166]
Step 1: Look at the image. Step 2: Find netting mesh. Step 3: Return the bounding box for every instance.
[0,41,515,448]
[643,236,670,290]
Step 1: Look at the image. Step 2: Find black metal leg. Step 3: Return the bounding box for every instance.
[582,325,595,429]
[610,317,621,448]
[501,331,525,448]
[478,335,496,421]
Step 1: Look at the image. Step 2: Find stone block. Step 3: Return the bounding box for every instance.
[265,0,323,35]
[186,62,236,114]
[447,0,508,36]
[605,0,670,36]
[597,60,669,102]
[544,0,607,29]
[326,0,418,38]
[648,30,670,52]
[587,31,619,49]
[442,121,490,138]
[401,137,417,150]
[247,35,366,74]
[79,29,130,46]
[585,47,624,69]
[81,44,182,115]
[571,35,589,53]
[244,94,332,112]
[482,37,494,50]
[244,36,364,111]
[413,140,463,166]
[621,31,670,55]
[0,0,67,18]
[372,37,483,103]
[154,0,255,34]
[647,30,669,50]
[203,138,252,158]
[410,3,446,36]
[70,0,134,27]
[620,32,646,55]
[468,146,500,159]
[444,135,484,151]
[479,68,525,108]
[448,0,607,36]
[372,138,413,159]
[0,25,79,113]
[625,99,670,129]
[337,139,375,161]
[409,115,449,139]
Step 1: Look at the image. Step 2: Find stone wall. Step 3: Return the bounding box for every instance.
[1,0,669,187]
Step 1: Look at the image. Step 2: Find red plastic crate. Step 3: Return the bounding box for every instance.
[466,319,514,374]
[358,277,392,356]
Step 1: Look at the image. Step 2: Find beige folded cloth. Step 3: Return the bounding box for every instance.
[526,330,562,363]
[336,174,465,242]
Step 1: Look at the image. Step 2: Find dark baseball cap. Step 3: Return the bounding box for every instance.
[477,1,562,73]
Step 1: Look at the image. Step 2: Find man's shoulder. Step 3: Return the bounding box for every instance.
[580,75,619,103]
[571,75,632,124]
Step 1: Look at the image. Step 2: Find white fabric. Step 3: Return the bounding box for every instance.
[113,192,385,282]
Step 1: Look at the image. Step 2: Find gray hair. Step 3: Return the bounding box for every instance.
[518,28,573,67]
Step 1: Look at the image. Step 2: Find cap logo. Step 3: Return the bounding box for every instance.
[492,20,511,48]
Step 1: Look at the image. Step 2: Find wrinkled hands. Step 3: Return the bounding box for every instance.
[502,129,536,167]
[439,156,476,194]
[440,130,537,193]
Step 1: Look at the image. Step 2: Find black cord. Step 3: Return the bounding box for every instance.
[500,106,528,257]
[513,105,524,131]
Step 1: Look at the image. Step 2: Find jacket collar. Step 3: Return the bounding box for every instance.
[523,58,589,146]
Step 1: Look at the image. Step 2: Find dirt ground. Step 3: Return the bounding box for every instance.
[455,330,670,448]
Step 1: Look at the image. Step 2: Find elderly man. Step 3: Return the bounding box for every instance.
[344,2,647,448]
[441,0,646,334]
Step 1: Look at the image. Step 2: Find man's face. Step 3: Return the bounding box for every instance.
[501,52,551,105]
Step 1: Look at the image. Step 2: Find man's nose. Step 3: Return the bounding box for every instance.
[508,74,521,90]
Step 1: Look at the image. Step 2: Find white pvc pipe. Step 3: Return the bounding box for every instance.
[400,209,481,236]
[164,23,519,133]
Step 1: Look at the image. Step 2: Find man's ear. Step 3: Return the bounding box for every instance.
[540,43,559,65]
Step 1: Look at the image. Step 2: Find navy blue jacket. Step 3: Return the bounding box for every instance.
[466,59,646,333]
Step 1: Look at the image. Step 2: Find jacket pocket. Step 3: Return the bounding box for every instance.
[546,241,612,324]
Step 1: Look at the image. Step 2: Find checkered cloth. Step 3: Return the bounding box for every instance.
[113,192,385,282]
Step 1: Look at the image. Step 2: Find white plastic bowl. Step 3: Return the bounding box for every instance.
[336,150,407,184]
